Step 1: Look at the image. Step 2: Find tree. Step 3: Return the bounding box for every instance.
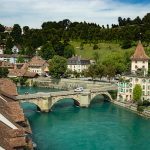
[17,55,25,63]
[0,68,9,78]
[86,64,97,80]
[11,24,22,44]
[49,55,67,78]
[95,64,105,80]
[0,24,5,32]
[133,84,142,102]
[64,45,75,58]
[39,42,55,60]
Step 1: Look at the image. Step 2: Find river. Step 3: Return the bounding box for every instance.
[18,87,150,150]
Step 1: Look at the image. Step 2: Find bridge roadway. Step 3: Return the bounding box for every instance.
[16,85,117,112]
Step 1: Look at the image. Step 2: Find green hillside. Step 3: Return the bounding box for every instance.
[70,41,135,60]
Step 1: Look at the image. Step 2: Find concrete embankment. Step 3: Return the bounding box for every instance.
[112,101,150,118]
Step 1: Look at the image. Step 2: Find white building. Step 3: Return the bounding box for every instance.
[0,54,29,64]
[117,41,150,102]
[12,45,20,54]
[67,56,90,73]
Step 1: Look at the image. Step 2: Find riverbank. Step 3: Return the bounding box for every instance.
[112,100,150,119]
[30,77,116,90]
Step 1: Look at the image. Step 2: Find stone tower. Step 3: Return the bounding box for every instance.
[130,41,149,75]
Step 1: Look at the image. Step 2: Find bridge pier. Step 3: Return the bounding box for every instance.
[79,92,91,108]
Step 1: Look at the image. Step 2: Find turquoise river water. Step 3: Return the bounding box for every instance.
[18,87,150,150]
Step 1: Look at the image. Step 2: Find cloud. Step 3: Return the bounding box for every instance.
[0,0,150,28]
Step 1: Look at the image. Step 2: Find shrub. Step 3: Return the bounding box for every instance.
[137,106,145,112]
[142,100,150,106]
[93,44,99,50]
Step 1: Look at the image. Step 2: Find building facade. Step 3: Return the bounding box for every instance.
[67,56,90,73]
[117,41,150,102]
[28,56,49,76]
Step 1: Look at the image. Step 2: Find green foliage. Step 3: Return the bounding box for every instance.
[0,24,5,32]
[137,106,145,112]
[73,71,80,78]
[0,68,9,78]
[17,55,25,63]
[49,55,67,79]
[64,45,75,58]
[39,42,55,60]
[121,40,132,49]
[93,44,98,50]
[86,64,97,80]
[133,84,142,101]
[142,100,150,107]
[11,24,22,44]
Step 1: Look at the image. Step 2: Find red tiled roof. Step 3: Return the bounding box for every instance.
[8,68,38,78]
[131,41,149,61]
[0,61,14,69]
[0,78,18,96]
[29,56,47,67]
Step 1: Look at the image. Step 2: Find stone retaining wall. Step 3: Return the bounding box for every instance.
[30,78,113,90]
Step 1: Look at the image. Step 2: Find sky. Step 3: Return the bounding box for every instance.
[0,0,150,28]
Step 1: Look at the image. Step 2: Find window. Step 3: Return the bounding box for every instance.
[135,65,138,68]
[143,85,145,89]
[143,91,145,95]
[143,61,145,63]
[135,61,137,63]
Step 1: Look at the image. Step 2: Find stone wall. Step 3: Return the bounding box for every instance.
[30,77,112,90]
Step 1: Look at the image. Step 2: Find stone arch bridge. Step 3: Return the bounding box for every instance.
[16,88,115,112]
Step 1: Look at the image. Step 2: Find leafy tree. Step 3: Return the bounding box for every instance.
[93,44,98,50]
[0,24,5,32]
[11,24,22,44]
[39,42,55,60]
[86,64,97,80]
[23,26,29,35]
[17,55,25,63]
[95,64,105,80]
[0,68,9,78]
[121,40,132,49]
[5,37,13,53]
[64,44,75,58]
[133,84,142,102]
[49,55,67,78]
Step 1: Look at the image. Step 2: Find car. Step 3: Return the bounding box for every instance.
[74,87,84,92]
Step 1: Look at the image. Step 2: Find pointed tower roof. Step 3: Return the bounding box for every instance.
[130,41,149,61]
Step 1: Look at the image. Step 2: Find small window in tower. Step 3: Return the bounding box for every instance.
[135,65,138,68]
[143,61,145,63]
[135,61,137,63]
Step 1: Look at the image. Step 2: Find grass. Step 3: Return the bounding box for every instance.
[70,41,135,60]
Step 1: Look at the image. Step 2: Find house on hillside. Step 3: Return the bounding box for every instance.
[12,45,21,54]
[67,55,90,73]
[28,56,49,76]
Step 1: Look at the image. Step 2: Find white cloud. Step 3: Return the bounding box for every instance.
[0,0,150,28]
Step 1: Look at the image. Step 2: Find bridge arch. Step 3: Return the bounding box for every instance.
[21,101,43,111]
[90,92,113,104]
[50,96,80,110]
